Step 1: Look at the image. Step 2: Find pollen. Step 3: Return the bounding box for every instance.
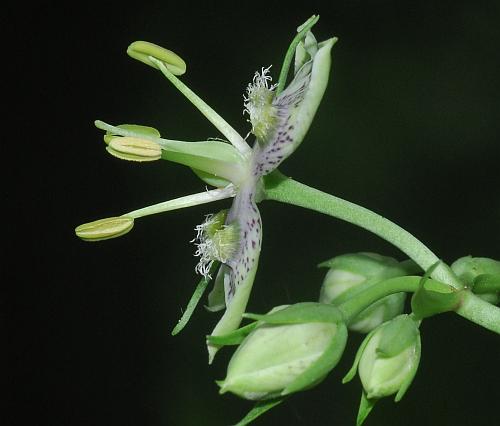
[243,66,278,141]
[193,212,240,278]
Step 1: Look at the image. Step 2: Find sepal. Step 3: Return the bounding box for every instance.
[356,391,376,426]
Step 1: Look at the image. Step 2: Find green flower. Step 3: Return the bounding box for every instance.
[75,16,337,361]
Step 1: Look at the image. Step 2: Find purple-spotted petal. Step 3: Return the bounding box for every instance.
[254,36,337,176]
[208,182,262,362]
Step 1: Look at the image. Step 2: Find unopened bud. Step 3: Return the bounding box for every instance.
[75,216,134,242]
[357,315,420,401]
[127,41,187,75]
[452,256,500,304]
[106,136,162,162]
[217,303,347,400]
[319,253,410,333]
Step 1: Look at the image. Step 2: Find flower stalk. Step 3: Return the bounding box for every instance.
[262,171,462,289]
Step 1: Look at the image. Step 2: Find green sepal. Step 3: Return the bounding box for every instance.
[473,273,500,294]
[233,397,286,426]
[206,322,258,346]
[281,322,348,395]
[411,277,462,320]
[171,261,219,336]
[356,391,376,426]
[103,123,160,144]
[394,332,421,402]
[342,327,379,384]
[375,315,419,358]
[244,302,343,325]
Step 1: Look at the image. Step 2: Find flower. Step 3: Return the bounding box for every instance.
[75,16,337,361]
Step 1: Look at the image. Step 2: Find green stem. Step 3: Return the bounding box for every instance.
[338,276,421,322]
[455,291,500,334]
[263,172,462,289]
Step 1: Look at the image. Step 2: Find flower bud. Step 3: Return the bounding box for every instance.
[350,315,421,401]
[217,303,347,400]
[75,216,134,242]
[106,136,162,162]
[451,256,500,304]
[319,253,412,332]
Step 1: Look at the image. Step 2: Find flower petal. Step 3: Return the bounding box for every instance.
[253,37,337,176]
[208,182,262,362]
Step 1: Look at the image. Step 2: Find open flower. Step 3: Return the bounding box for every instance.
[75,16,337,361]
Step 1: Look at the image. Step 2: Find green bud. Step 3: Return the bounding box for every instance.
[349,293,406,333]
[355,315,421,401]
[319,253,412,332]
[218,304,347,400]
[127,41,187,75]
[451,256,500,304]
[106,136,162,162]
[75,216,134,242]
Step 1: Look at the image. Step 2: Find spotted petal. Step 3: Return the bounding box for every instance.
[254,36,337,176]
[208,181,262,362]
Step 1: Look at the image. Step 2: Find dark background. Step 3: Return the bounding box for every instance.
[8,1,499,425]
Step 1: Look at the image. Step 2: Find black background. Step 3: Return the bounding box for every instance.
[8,1,500,425]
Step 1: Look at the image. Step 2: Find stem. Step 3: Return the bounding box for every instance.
[263,172,462,289]
[455,291,500,334]
[338,276,421,322]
